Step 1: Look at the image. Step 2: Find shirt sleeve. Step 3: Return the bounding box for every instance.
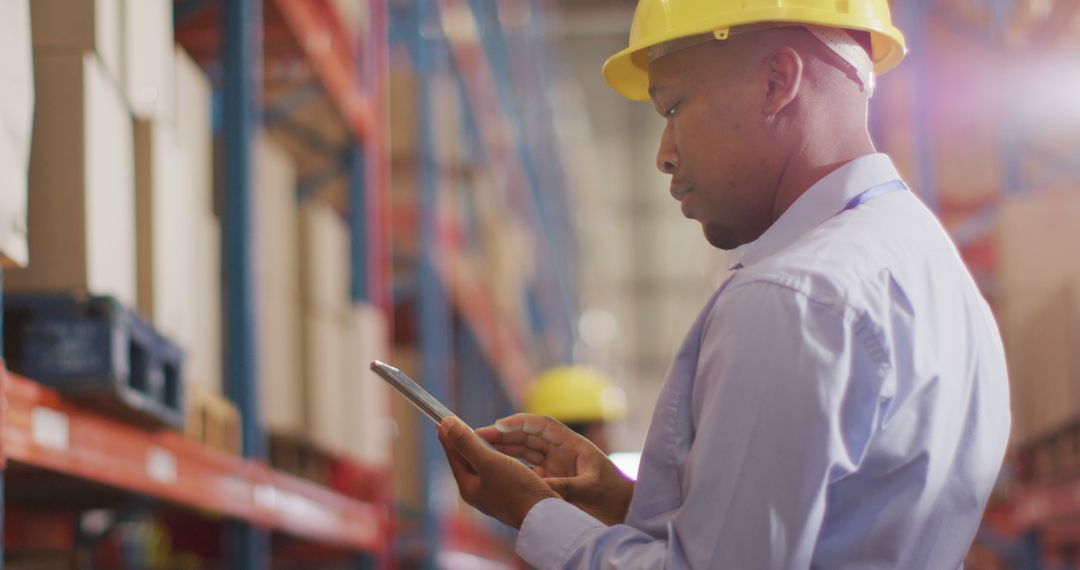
[516,279,887,569]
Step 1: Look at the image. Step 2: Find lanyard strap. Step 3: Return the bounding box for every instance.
[842,179,908,212]
[732,179,909,271]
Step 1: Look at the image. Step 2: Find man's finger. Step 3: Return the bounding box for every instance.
[493,443,545,465]
[438,422,476,484]
[475,425,502,443]
[493,414,571,445]
[484,430,555,454]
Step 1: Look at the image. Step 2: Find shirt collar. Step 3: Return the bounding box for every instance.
[732,153,903,270]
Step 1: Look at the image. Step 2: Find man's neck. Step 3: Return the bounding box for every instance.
[769,129,876,223]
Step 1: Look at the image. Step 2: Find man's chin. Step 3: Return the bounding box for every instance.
[703,223,741,251]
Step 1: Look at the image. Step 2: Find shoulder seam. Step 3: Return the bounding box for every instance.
[723,274,892,371]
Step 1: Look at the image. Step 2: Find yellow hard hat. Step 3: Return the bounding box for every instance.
[603,0,907,101]
[525,366,627,423]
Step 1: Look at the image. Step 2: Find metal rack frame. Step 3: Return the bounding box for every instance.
[0,0,392,567]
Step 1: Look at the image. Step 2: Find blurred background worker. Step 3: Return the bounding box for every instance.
[525,366,627,455]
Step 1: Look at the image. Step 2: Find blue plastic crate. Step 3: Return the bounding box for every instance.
[4,294,185,430]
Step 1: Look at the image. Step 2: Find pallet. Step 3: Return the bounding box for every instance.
[3,293,185,430]
[183,384,241,455]
[1018,420,1080,483]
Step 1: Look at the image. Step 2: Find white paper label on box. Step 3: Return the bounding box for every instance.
[146,447,178,484]
[31,407,70,450]
[254,484,278,510]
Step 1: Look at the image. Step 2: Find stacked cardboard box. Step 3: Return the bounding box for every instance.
[174,47,222,393]
[30,0,123,82]
[389,71,417,159]
[0,0,34,268]
[7,52,136,306]
[389,347,425,513]
[254,135,304,435]
[999,187,1080,443]
[299,202,353,455]
[123,0,175,120]
[347,302,392,466]
[134,120,191,350]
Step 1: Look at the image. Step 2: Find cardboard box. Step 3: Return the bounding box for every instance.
[188,213,223,391]
[30,0,122,83]
[431,71,462,168]
[303,309,351,455]
[134,118,222,391]
[7,53,136,307]
[299,202,352,313]
[0,0,34,268]
[173,48,221,391]
[174,47,213,215]
[346,302,392,466]
[389,72,416,159]
[123,0,175,119]
[999,188,1080,442]
[389,347,425,511]
[253,136,304,433]
[134,119,194,345]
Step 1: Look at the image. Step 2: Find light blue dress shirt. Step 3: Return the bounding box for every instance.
[516,154,1011,569]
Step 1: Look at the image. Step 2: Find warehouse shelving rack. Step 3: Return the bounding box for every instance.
[389,0,579,565]
[0,0,392,568]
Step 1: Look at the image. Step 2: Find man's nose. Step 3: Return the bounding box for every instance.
[656,126,677,174]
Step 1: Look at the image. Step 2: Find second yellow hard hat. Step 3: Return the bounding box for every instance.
[525,366,628,424]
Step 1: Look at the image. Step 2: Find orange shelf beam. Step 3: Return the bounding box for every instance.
[1009,479,1080,531]
[0,370,386,551]
[272,0,376,144]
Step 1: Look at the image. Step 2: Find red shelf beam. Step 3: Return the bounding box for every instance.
[272,0,376,144]
[1009,479,1080,530]
[0,369,386,551]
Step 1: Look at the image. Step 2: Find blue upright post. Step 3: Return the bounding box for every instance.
[222,0,269,566]
[895,0,938,211]
[1019,529,1043,570]
[414,1,453,567]
[1,267,5,569]
[349,141,370,303]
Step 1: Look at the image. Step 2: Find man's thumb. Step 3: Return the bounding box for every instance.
[543,476,576,502]
[443,417,486,458]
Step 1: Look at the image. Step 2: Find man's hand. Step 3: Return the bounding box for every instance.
[437,416,560,529]
[477,414,634,526]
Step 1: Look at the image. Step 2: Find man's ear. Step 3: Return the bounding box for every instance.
[763,47,803,116]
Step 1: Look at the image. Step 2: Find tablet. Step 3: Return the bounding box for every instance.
[369,360,460,426]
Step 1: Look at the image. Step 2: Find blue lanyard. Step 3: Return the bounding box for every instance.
[841,179,908,212]
[731,179,909,271]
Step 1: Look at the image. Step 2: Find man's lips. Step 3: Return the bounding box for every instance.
[670,185,691,201]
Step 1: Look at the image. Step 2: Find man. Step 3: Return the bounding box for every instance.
[438,0,1011,567]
